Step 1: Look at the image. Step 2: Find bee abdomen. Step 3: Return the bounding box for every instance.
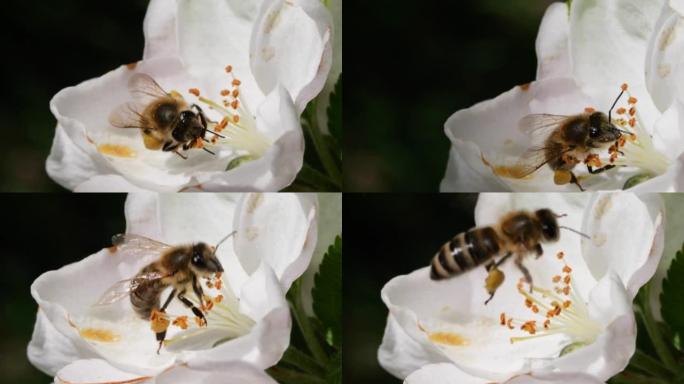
[130,279,164,320]
[430,227,501,280]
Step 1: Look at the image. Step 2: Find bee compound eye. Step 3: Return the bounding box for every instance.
[589,126,599,138]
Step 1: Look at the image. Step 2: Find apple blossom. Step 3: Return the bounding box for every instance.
[46,0,333,192]
[27,193,318,382]
[378,193,664,383]
[441,1,684,192]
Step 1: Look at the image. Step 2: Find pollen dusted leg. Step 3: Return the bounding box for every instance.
[483,252,512,305]
[514,255,533,293]
[154,288,177,354]
[569,172,585,192]
[178,291,207,326]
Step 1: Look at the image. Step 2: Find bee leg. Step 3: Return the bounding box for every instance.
[514,254,533,293]
[192,275,205,310]
[569,172,584,192]
[493,252,512,268]
[177,291,207,326]
[587,164,616,174]
[154,289,177,354]
[533,244,543,259]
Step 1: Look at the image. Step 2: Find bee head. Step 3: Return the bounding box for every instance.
[534,209,560,242]
[173,111,205,142]
[587,112,622,146]
[190,243,224,276]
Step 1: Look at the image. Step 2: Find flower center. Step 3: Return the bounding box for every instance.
[163,272,255,348]
[499,252,601,351]
[584,83,670,179]
[186,65,272,161]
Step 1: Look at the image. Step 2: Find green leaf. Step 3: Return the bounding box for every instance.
[325,351,342,384]
[660,243,684,345]
[312,236,342,348]
[327,74,342,144]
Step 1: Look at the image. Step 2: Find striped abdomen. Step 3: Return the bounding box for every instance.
[430,227,502,280]
[130,265,167,319]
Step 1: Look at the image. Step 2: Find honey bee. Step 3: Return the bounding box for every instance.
[109,73,223,159]
[430,209,587,304]
[513,88,632,191]
[95,231,235,353]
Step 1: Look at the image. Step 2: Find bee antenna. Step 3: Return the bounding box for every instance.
[614,127,633,135]
[608,87,626,123]
[205,129,225,138]
[559,226,590,240]
[213,230,237,255]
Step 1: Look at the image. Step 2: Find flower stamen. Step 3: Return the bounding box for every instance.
[500,252,601,348]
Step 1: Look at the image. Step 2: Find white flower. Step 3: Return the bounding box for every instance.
[27,193,318,382]
[405,364,605,384]
[46,0,333,192]
[378,193,664,383]
[441,1,684,192]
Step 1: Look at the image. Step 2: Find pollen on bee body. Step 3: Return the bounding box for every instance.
[150,309,170,333]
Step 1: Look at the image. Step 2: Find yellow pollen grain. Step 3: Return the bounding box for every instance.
[79,328,120,343]
[97,144,136,158]
[428,332,470,346]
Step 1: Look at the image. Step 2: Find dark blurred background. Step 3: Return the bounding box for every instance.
[1,1,148,191]
[0,195,126,383]
[344,1,555,191]
[343,194,477,383]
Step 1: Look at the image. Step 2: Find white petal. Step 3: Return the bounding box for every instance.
[580,193,664,298]
[442,78,601,192]
[315,0,342,132]
[143,0,180,60]
[50,57,209,192]
[233,193,317,289]
[570,0,663,127]
[28,309,86,376]
[404,363,485,384]
[177,0,264,110]
[55,359,152,384]
[645,4,684,112]
[75,175,148,192]
[250,0,333,113]
[188,264,290,370]
[506,373,605,384]
[536,3,572,80]
[193,86,303,191]
[381,267,567,382]
[32,248,177,375]
[157,364,277,384]
[46,124,106,191]
[549,274,635,381]
[378,314,449,380]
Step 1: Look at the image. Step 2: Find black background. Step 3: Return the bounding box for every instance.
[343,193,477,383]
[1,1,147,191]
[0,194,126,383]
[344,0,554,191]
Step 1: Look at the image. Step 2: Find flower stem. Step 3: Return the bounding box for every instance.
[304,100,342,186]
[290,281,329,366]
[280,345,326,375]
[267,366,326,384]
[636,284,678,373]
[629,349,674,379]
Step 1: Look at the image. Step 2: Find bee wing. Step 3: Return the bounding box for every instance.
[94,271,166,306]
[512,144,573,178]
[128,73,169,103]
[518,114,568,142]
[111,233,172,260]
[109,102,147,129]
